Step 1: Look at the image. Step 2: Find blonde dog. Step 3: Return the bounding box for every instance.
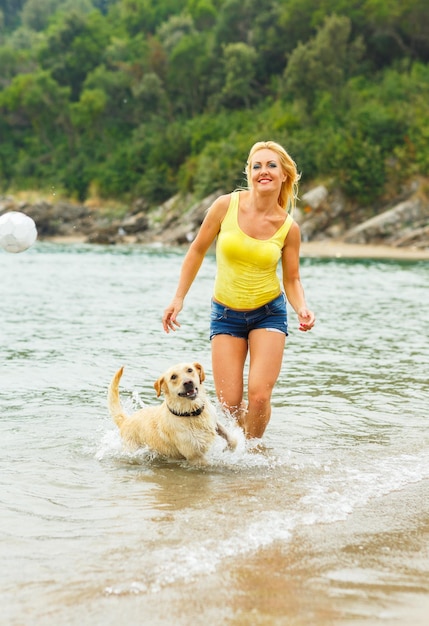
[107,362,237,464]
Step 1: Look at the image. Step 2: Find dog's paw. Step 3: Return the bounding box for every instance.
[186,455,209,467]
[227,435,238,451]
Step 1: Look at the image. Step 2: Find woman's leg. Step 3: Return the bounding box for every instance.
[211,334,248,426]
[245,329,286,439]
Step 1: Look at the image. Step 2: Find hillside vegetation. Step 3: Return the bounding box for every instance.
[0,0,428,212]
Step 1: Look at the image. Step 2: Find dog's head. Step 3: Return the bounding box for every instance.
[154,362,206,401]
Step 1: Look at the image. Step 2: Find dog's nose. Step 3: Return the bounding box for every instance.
[183,380,194,391]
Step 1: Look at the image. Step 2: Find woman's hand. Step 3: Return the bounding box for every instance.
[297,307,315,332]
[162,297,184,333]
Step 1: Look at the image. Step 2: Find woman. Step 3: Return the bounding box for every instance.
[162,140,315,439]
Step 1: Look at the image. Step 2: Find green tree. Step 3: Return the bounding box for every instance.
[0,0,427,207]
[113,0,188,36]
[186,0,217,30]
[70,87,107,133]
[0,69,72,190]
[84,64,135,129]
[214,0,257,45]
[0,69,70,143]
[364,0,429,65]
[156,13,195,54]
[165,31,212,116]
[22,0,93,32]
[284,14,365,110]
[248,0,290,81]
[220,42,258,108]
[328,132,386,203]
[37,10,112,100]
[0,0,26,31]
[0,44,32,86]
[132,72,170,120]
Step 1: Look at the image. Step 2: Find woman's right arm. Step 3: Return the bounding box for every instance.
[162,195,229,333]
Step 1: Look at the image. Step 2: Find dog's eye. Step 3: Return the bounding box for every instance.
[170,374,177,380]
[187,368,193,373]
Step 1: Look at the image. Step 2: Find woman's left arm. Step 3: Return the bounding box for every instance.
[281,222,316,332]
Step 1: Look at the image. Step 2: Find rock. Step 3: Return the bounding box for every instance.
[298,186,347,241]
[325,223,346,239]
[393,225,429,248]
[149,191,220,244]
[0,196,16,212]
[1,178,428,250]
[86,224,125,244]
[18,200,94,237]
[301,185,328,210]
[121,211,149,234]
[343,198,429,245]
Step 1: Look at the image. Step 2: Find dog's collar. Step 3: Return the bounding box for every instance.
[167,404,205,417]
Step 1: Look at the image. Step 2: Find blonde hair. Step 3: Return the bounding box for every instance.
[245,140,300,214]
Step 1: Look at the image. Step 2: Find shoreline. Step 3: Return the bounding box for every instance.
[43,236,429,261]
[300,240,429,260]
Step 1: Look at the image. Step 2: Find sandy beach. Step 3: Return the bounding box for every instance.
[45,236,429,261]
[300,241,429,261]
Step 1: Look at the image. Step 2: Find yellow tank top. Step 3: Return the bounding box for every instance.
[213,191,294,309]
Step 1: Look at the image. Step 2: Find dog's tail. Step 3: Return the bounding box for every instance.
[107,366,127,428]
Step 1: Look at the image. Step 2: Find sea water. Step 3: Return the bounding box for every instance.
[1,243,428,625]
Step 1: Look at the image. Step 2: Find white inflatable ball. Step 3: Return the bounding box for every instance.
[0,211,38,253]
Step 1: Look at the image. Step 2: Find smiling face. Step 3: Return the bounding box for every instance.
[245,141,300,212]
[153,362,205,400]
[248,148,287,195]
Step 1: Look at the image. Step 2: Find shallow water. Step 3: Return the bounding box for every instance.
[1,243,428,625]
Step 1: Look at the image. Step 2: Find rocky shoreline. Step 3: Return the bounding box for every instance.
[1,178,428,260]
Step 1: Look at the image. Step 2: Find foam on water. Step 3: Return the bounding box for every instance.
[299,450,429,525]
[95,423,282,470]
[104,508,295,596]
[102,443,429,597]
[97,420,429,597]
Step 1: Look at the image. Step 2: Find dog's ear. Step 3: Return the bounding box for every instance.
[194,362,205,383]
[154,376,164,397]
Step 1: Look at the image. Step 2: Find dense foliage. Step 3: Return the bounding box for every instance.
[0,0,428,206]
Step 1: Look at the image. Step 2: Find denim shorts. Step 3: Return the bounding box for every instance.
[210,293,288,340]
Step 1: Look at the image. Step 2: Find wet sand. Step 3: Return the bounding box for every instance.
[139,479,429,626]
[56,479,429,626]
[233,478,429,626]
[301,241,429,261]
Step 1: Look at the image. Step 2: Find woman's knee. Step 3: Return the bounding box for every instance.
[248,385,272,407]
